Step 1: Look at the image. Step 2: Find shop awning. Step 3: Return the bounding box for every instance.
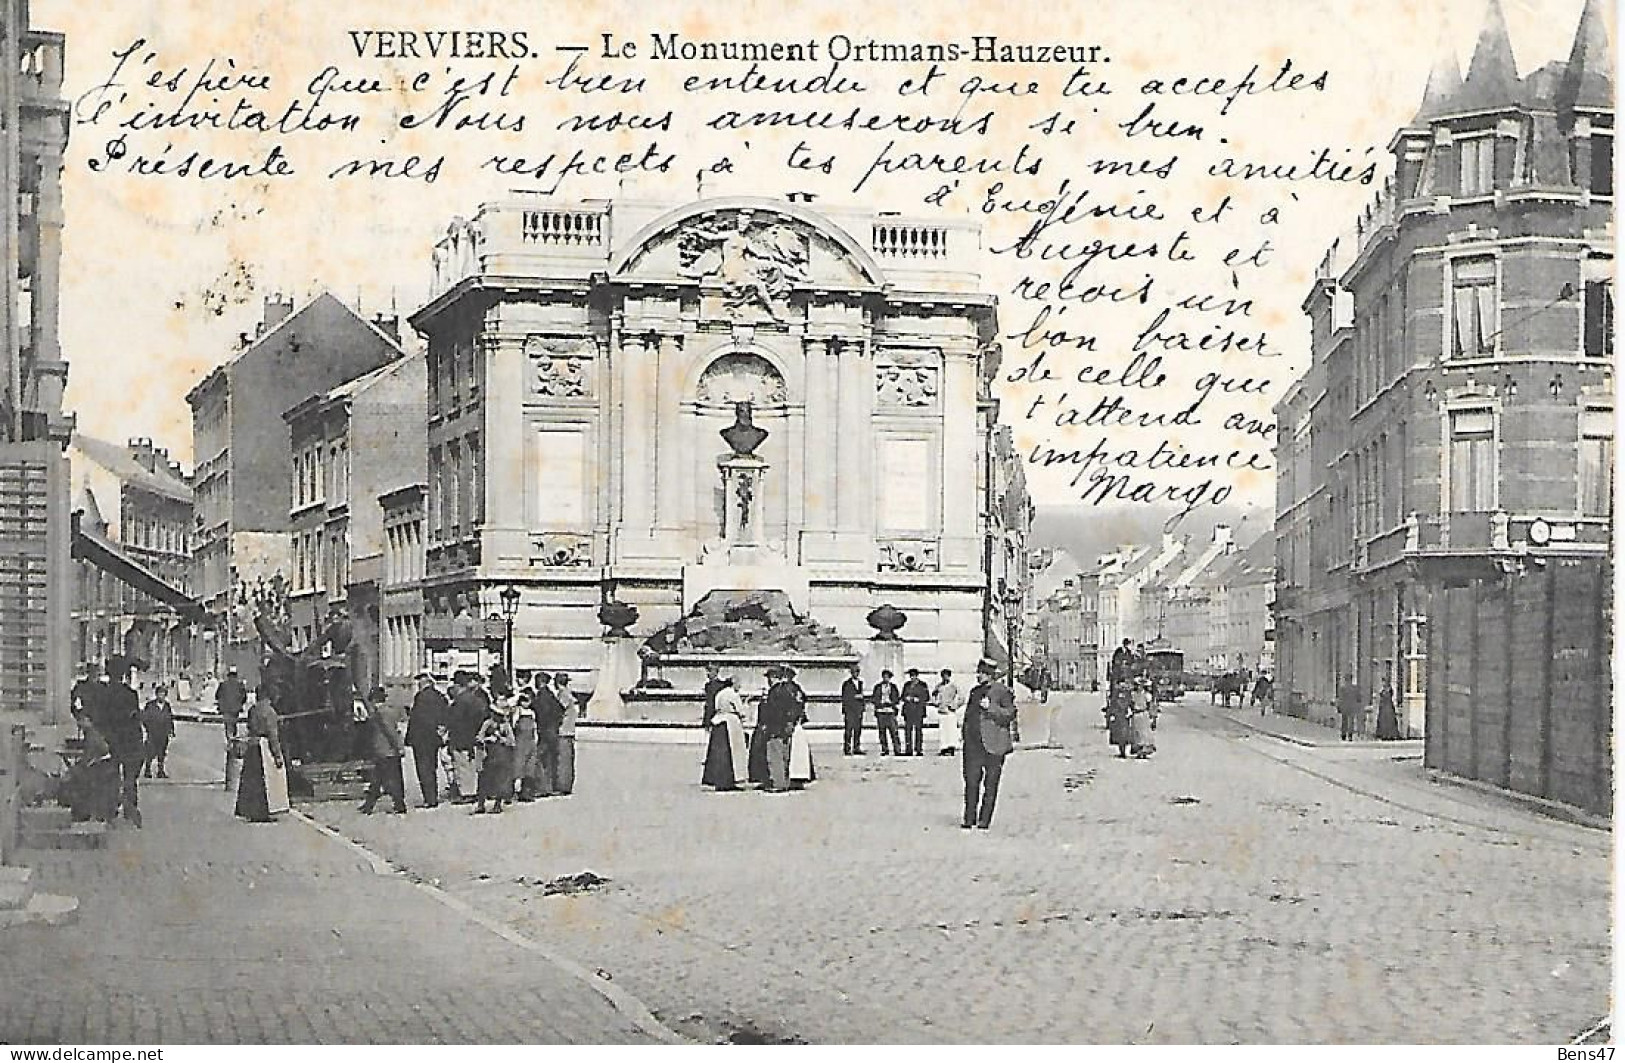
[72,524,206,623]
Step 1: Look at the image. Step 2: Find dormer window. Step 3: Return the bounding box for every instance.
[1459,135,1496,196]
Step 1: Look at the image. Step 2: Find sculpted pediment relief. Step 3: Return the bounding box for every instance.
[617,208,875,311]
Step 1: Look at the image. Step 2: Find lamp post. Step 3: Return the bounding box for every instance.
[498,584,521,680]
[1001,579,1023,688]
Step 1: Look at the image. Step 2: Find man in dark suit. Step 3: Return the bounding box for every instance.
[900,667,931,756]
[216,667,248,741]
[405,673,448,807]
[90,656,146,828]
[531,674,567,796]
[962,657,1017,831]
[840,664,866,755]
[871,670,902,756]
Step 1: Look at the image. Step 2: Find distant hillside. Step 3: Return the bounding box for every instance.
[1032,502,1272,570]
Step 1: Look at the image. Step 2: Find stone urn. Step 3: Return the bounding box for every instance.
[720,401,769,457]
[598,601,639,639]
[865,604,907,640]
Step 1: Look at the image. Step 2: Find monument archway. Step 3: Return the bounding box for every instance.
[686,348,797,549]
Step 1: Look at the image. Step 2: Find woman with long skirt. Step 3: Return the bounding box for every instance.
[235,690,287,822]
[1128,679,1156,759]
[701,676,750,790]
[473,701,515,814]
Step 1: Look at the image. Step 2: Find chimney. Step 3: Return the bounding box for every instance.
[127,437,155,472]
[1213,523,1233,548]
[786,191,816,204]
[261,292,295,335]
[371,313,401,344]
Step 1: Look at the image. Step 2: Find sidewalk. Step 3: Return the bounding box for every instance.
[1195,699,1424,750]
[0,723,666,1044]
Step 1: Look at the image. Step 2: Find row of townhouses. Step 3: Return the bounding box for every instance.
[1029,526,1276,693]
[1273,0,1613,815]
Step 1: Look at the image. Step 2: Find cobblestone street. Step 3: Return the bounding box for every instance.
[306,693,1612,1044]
[0,724,662,1044]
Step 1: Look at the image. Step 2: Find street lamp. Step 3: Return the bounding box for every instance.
[1000,579,1023,687]
[498,584,521,679]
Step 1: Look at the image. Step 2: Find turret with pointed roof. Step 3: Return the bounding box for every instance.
[1455,0,1522,114]
[1557,0,1613,116]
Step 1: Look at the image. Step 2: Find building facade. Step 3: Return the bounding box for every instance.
[1274,0,1613,813]
[284,354,425,697]
[379,483,428,707]
[1035,572,1099,691]
[66,435,194,684]
[186,293,404,681]
[409,194,1026,685]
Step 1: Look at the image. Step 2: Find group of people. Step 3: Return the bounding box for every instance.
[1104,638,1159,760]
[701,664,816,792]
[1339,674,1403,742]
[839,664,965,757]
[700,657,1020,830]
[397,669,580,815]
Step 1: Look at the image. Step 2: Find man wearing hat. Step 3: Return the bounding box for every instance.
[406,672,448,808]
[871,669,902,756]
[839,662,866,756]
[216,666,247,742]
[760,665,806,791]
[962,657,1017,830]
[900,667,931,756]
[359,686,408,815]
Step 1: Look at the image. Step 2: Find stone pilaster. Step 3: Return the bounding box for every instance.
[480,333,529,569]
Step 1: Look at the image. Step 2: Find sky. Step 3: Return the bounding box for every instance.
[32,0,1605,512]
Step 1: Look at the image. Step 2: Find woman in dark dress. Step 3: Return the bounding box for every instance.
[235,691,286,822]
[1104,686,1133,758]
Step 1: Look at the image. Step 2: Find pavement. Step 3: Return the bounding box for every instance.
[0,723,664,1044]
[1,698,1608,1044]
[294,692,1611,1044]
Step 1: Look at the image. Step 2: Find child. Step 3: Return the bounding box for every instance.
[473,702,515,814]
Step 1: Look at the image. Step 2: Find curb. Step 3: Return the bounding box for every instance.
[1425,769,1611,832]
[1188,703,1424,751]
[290,809,689,1045]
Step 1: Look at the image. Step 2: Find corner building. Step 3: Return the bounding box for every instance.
[1275,0,1614,813]
[410,194,1010,682]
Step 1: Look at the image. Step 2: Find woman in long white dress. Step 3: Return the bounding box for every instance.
[701,676,750,790]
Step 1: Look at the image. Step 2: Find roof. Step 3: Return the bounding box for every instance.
[1031,550,1083,599]
[72,523,204,621]
[1211,531,1274,586]
[70,434,192,504]
[286,353,420,424]
[186,290,406,406]
[1557,0,1613,112]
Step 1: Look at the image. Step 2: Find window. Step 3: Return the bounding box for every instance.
[1459,136,1495,196]
[1584,279,1614,358]
[1579,408,1614,518]
[1591,133,1613,197]
[1448,408,1496,512]
[1450,257,1497,359]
